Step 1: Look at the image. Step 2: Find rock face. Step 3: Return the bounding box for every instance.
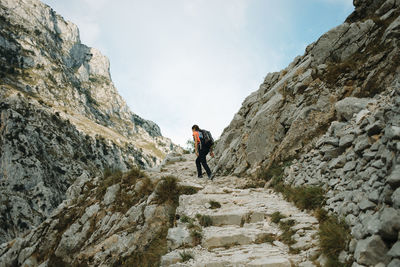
[0,166,190,267]
[213,0,400,176]
[0,0,180,244]
[213,0,400,265]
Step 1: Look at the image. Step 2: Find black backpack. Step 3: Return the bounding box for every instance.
[200,129,214,148]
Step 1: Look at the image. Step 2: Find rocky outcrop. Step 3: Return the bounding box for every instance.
[213,0,400,265]
[0,93,150,245]
[0,166,192,267]
[213,0,400,176]
[283,91,400,266]
[0,0,181,244]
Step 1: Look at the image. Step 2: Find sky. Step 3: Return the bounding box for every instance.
[42,0,354,148]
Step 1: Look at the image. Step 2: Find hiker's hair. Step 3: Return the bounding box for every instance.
[192,125,200,131]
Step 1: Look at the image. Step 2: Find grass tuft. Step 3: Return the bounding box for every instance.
[255,233,276,244]
[180,215,192,223]
[278,219,296,245]
[179,251,194,262]
[190,230,202,245]
[270,211,286,224]
[319,214,350,266]
[197,215,212,227]
[156,176,179,204]
[208,200,221,209]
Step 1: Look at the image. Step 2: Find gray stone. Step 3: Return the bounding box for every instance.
[329,155,347,169]
[385,125,400,140]
[387,164,400,188]
[368,190,380,204]
[335,97,376,121]
[371,160,385,169]
[359,199,376,211]
[317,136,339,147]
[388,259,400,267]
[392,187,400,208]
[388,241,400,257]
[103,184,120,205]
[344,161,357,172]
[363,150,377,161]
[339,134,355,147]
[354,235,389,266]
[354,138,371,153]
[167,226,193,250]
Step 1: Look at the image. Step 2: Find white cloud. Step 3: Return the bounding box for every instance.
[41,0,352,148]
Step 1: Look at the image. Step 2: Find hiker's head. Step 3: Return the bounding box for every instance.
[192,125,200,132]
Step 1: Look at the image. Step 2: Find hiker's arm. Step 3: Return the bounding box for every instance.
[194,137,199,156]
[210,146,214,157]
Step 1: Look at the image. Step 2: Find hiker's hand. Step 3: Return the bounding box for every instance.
[210,152,214,158]
[196,152,199,157]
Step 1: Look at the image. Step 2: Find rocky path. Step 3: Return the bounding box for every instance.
[150,154,320,267]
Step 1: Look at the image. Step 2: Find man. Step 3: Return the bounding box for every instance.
[192,125,214,179]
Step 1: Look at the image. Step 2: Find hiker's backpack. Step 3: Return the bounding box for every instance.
[200,129,214,148]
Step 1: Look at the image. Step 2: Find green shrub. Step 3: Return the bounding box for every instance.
[179,251,194,262]
[289,186,325,210]
[190,230,202,245]
[96,168,123,198]
[270,211,286,224]
[255,233,276,244]
[278,219,296,245]
[156,176,179,204]
[319,216,350,266]
[180,215,192,223]
[198,215,212,227]
[208,200,221,209]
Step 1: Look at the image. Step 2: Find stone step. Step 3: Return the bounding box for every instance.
[202,225,275,249]
[161,243,291,267]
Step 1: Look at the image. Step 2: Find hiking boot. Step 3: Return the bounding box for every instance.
[198,175,203,178]
[208,173,214,180]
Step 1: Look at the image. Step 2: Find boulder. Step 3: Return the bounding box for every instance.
[335,98,376,121]
[387,164,400,188]
[392,187,400,209]
[354,235,390,265]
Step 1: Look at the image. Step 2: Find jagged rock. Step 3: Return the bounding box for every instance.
[388,241,400,257]
[167,225,193,250]
[103,184,120,205]
[388,259,400,267]
[335,98,376,121]
[354,235,390,266]
[387,164,400,188]
[339,134,356,147]
[392,187,400,208]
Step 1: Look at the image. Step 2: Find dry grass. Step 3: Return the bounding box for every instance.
[208,200,221,209]
[318,214,350,267]
[255,233,276,244]
[155,176,180,204]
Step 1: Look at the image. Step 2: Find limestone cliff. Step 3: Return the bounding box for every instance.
[0,0,180,244]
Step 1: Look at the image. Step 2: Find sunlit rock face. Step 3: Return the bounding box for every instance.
[0,0,181,244]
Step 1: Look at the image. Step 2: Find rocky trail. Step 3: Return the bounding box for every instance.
[151,154,321,267]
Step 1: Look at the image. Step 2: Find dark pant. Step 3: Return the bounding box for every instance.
[196,146,211,177]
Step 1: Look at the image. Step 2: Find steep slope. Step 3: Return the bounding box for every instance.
[0,154,323,267]
[0,0,181,244]
[213,0,400,266]
[213,0,400,176]
[0,164,198,267]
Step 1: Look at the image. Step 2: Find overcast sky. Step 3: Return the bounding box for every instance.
[42,0,353,147]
